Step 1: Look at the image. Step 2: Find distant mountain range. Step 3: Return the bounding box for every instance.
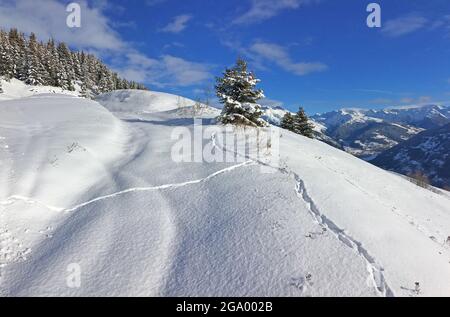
[311,104,450,160]
[371,123,450,189]
[261,103,450,189]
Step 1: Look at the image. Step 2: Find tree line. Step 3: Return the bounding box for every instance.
[0,28,147,97]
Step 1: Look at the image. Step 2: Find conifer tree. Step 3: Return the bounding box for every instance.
[293,107,314,138]
[0,31,14,79]
[216,58,267,127]
[281,112,295,131]
[0,27,147,97]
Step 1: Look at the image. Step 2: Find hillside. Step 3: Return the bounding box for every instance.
[0,78,80,101]
[372,123,450,189]
[1,89,450,296]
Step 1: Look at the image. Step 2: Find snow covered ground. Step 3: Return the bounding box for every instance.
[0,78,80,101]
[0,84,449,297]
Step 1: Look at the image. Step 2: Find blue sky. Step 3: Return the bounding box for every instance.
[0,0,449,113]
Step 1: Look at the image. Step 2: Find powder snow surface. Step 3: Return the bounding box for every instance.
[0,84,449,297]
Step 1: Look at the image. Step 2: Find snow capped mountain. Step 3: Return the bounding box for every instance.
[312,105,450,159]
[368,104,450,129]
[1,88,450,296]
[260,105,289,126]
[372,123,450,189]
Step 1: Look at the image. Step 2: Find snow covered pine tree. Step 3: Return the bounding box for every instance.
[293,107,314,138]
[0,28,147,97]
[216,58,267,127]
[281,107,314,138]
[281,112,295,131]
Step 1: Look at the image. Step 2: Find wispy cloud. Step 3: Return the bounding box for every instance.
[430,14,450,32]
[259,98,284,109]
[352,89,397,95]
[159,14,192,34]
[0,0,209,88]
[232,0,317,25]
[0,0,124,51]
[118,52,213,88]
[400,96,432,104]
[249,41,327,75]
[382,15,428,37]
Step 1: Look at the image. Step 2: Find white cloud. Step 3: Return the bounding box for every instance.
[160,55,211,85]
[381,13,450,38]
[249,41,327,75]
[232,0,317,25]
[400,96,432,104]
[163,42,185,50]
[0,0,210,88]
[382,15,428,37]
[159,14,192,33]
[118,52,212,88]
[0,0,124,51]
[259,98,284,109]
[430,15,450,31]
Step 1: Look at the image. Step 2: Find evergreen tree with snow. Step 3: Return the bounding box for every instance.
[0,31,14,80]
[292,107,314,138]
[216,58,267,127]
[57,42,75,91]
[0,27,148,97]
[7,29,26,78]
[281,112,295,131]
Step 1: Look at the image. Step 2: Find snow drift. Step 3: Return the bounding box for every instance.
[0,87,449,297]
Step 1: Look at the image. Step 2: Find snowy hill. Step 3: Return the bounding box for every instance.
[372,123,450,189]
[95,89,217,115]
[1,90,450,296]
[312,105,450,159]
[0,78,81,101]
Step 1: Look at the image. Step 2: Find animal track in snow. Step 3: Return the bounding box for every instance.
[0,161,256,214]
[212,132,395,297]
[0,207,31,287]
[290,273,313,295]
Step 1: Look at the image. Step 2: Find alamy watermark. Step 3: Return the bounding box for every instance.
[65,2,382,30]
[66,263,81,288]
[171,119,280,173]
[66,2,81,28]
[367,3,381,28]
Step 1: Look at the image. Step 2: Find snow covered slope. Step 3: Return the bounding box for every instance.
[1,90,449,297]
[0,78,80,101]
[95,89,200,114]
[372,123,450,189]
